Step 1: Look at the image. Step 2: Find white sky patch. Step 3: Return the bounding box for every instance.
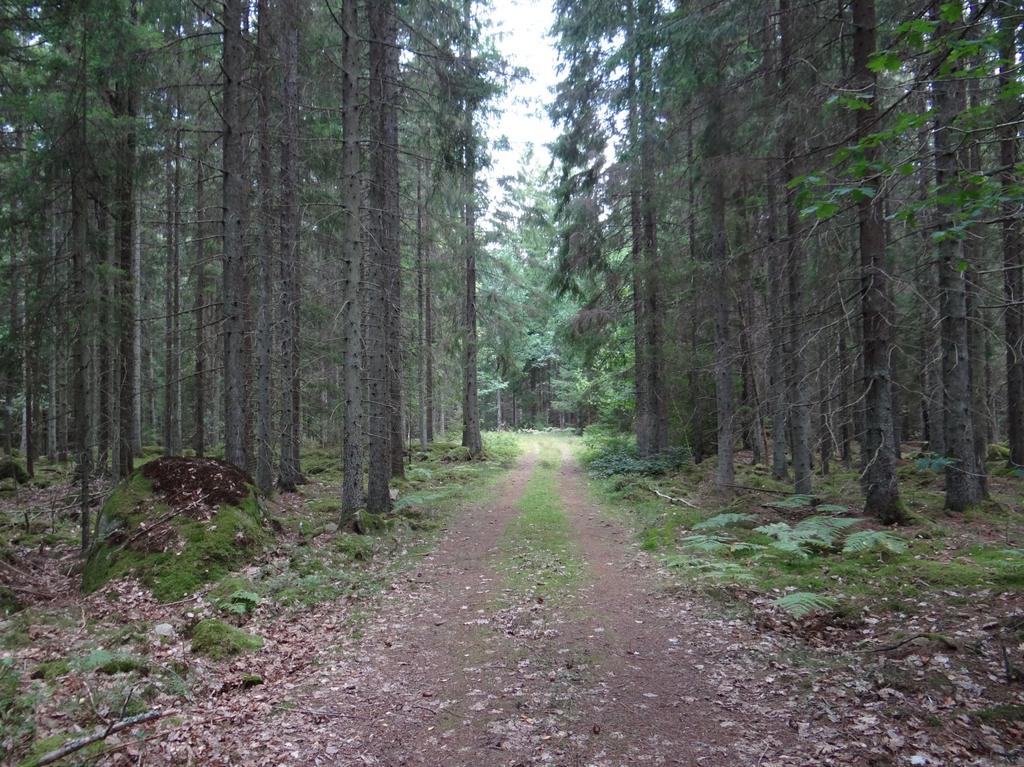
[480,0,559,222]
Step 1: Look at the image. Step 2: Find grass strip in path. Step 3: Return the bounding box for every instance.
[497,437,583,604]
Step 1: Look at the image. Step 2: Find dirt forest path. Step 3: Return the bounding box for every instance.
[207,435,797,766]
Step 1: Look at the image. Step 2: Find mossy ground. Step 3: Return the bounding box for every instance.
[582,430,1024,621]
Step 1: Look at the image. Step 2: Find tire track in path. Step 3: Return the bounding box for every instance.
[548,441,794,766]
[198,435,794,766]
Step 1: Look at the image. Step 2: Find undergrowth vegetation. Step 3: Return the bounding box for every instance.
[581,425,689,477]
[582,428,1024,622]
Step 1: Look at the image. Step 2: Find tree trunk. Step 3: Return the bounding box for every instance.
[460,0,482,459]
[707,91,735,491]
[933,4,983,511]
[278,0,302,489]
[340,0,364,517]
[131,198,142,457]
[416,162,428,450]
[999,5,1024,467]
[838,329,852,468]
[366,0,395,511]
[112,8,137,478]
[780,0,812,495]
[193,153,208,457]
[637,0,667,455]
[162,148,181,457]
[254,0,275,494]
[221,0,247,470]
[854,0,903,523]
[382,5,404,478]
[22,279,34,479]
[71,105,92,550]
[96,207,111,475]
[628,49,649,456]
[818,343,832,476]
[425,242,435,443]
[461,154,483,457]
[766,173,788,479]
[627,4,665,458]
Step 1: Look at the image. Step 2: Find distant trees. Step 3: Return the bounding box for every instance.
[0,0,505,545]
[4,0,1018,542]
[551,0,1024,519]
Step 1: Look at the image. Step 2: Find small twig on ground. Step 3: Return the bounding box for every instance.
[646,486,698,508]
[1002,644,1024,683]
[157,590,207,608]
[35,709,166,766]
[3,583,55,599]
[289,707,355,718]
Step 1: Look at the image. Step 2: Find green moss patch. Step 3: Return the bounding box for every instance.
[307,498,342,515]
[190,619,263,659]
[586,442,1024,623]
[76,649,149,675]
[82,459,268,602]
[443,446,473,462]
[973,704,1024,723]
[29,659,70,681]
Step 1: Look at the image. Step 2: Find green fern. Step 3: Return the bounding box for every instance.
[916,454,955,473]
[805,515,860,531]
[770,494,815,509]
[772,591,837,617]
[755,522,793,537]
[693,512,756,531]
[755,516,860,556]
[680,534,731,554]
[842,530,907,554]
[663,554,755,582]
[816,504,848,513]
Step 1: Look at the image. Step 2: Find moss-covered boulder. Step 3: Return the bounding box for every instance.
[0,584,23,615]
[442,446,472,462]
[82,457,268,601]
[0,459,28,485]
[190,619,263,659]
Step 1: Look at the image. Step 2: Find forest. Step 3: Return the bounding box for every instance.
[0,0,1023,765]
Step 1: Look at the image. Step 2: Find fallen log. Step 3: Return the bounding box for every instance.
[35,709,167,766]
[859,632,959,654]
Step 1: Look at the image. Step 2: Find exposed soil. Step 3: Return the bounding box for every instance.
[137,442,810,766]
[140,457,254,509]
[550,443,795,765]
